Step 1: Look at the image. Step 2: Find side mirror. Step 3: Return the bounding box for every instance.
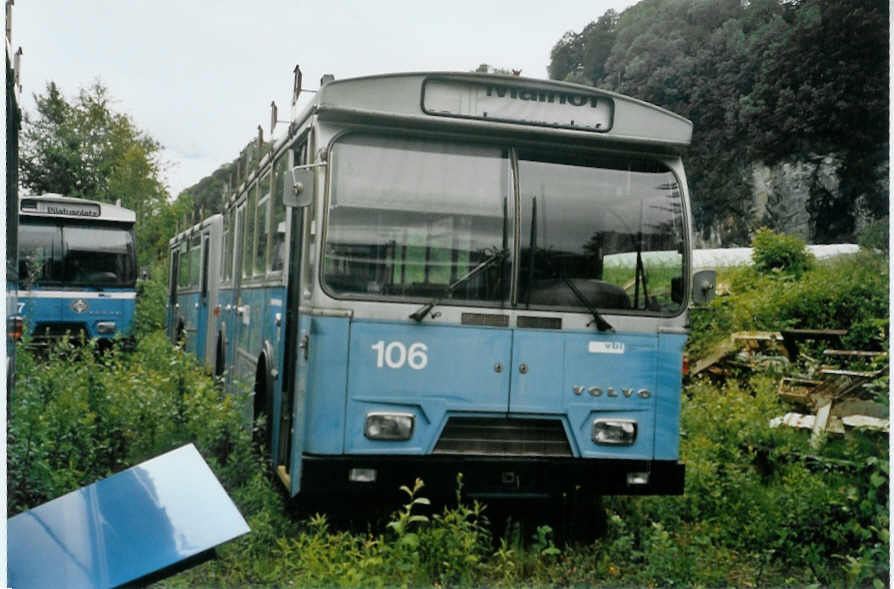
[284,166,315,208]
[691,269,716,305]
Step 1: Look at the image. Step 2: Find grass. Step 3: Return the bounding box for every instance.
[8,238,889,587]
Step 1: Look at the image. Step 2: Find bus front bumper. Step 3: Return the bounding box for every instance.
[298,455,684,499]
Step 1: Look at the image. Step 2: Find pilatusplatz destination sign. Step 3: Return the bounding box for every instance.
[22,199,101,217]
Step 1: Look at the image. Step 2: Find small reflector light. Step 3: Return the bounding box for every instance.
[349,468,377,483]
[682,353,689,376]
[627,472,650,486]
[213,305,221,317]
[592,419,637,446]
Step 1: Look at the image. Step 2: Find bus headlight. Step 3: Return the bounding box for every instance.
[364,412,414,441]
[592,419,637,446]
[96,321,117,334]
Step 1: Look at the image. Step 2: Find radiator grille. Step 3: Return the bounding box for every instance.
[517,316,562,329]
[433,417,572,457]
[33,323,88,340]
[461,312,509,327]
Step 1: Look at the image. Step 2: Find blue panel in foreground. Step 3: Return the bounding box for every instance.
[8,444,250,589]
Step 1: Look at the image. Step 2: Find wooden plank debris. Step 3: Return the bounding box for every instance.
[690,325,889,443]
[691,331,786,375]
[769,339,887,443]
[823,350,887,359]
[780,328,847,360]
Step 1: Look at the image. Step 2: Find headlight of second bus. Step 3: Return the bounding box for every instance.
[364,412,414,441]
[592,419,637,446]
[96,321,117,335]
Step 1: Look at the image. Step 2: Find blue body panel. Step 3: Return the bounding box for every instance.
[653,332,687,460]
[19,288,136,340]
[296,317,684,470]
[289,314,343,495]
[8,444,249,589]
[345,320,512,455]
[554,331,657,460]
[301,315,350,456]
[195,296,209,362]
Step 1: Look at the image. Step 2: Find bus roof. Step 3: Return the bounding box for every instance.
[309,72,693,151]
[168,213,223,247]
[229,71,694,205]
[20,193,136,224]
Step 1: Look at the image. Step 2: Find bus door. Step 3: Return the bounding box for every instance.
[277,141,310,496]
[183,233,202,356]
[167,247,179,341]
[228,203,247,390]
[195,230,211,364]
[278,205,306,495]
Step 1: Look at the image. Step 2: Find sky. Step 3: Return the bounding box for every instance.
[12,0,637,197]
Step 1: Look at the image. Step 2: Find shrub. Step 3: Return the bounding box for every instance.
[751,227,814,277]
[132,262,169,338]
[857,216,889,252]
[688,250,888,355]
[7,331,256,515]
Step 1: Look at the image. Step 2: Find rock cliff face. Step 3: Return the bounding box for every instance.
[751,155,841,239]
[694,153,887,248]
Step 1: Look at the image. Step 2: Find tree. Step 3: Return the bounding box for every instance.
[580,10,619,84]
[548,31,584,81]
[547,0,888,244]
[20,81,171,264]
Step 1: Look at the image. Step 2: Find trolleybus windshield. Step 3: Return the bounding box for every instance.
[518,151,686,315]
[325,135,511,303]
[323,134,685,315]
[19,220,137,288]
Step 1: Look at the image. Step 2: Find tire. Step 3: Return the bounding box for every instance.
[214,335,225,379]
[253,358,273,451]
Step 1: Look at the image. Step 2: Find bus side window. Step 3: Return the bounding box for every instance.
[169,249,179,301]
[255,171,271,276]
[201,235,210,301]
[178,246,190,289]
[271,155,288,273]
[189,233,201,288]
[221,211,231,282]
[294,140,309,283]
[235,206,245,282]
[242,185,257,279]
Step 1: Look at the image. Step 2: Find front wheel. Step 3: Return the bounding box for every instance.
[558,491,606,544]
[253,359,274,451]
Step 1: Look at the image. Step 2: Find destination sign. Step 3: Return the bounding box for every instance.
[422,78,613,132]
[22,199,101,217]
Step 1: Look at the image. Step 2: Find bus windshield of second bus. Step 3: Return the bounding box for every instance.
[323,134,685,316]
[19,220,136,288]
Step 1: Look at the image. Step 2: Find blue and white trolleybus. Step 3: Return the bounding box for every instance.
[167,214,223,371]
[18,194,138,344]
[183,70,711,512]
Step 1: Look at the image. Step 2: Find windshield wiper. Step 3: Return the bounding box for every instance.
[560,275,614,332]
[409,248,509,322]
[633,231,649,310]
